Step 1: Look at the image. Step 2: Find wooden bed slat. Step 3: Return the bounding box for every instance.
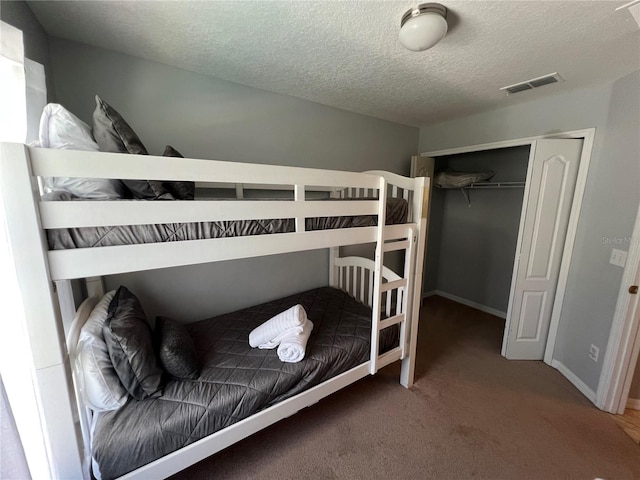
[47,227,378,280]
[30,149,381,189]
[380,278,407,293]
[379,313,405,331]
[39,200,380,229]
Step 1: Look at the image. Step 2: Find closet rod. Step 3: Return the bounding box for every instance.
[466,181,526,189]
[456,181,526,207]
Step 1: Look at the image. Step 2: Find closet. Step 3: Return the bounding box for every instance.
[417,138,585,361]
[424,146,529,318]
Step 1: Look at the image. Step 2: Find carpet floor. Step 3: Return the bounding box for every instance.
[171,295,640,480]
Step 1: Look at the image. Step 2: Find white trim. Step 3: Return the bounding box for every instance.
[420,128,595,158]
[427,290,507,319]
[626,398,640,411]
[596,201,640,413]
[551,360,596,402]
[422,290,438,298]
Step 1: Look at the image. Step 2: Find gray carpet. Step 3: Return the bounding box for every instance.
[171,296,640,480]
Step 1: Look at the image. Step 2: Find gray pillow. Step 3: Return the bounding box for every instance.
[92,95,174,200]
[92,95,148,155]
[103,286,164,400]
[124,179,175,200]
[155,316,199,380]
[161,146,195,201]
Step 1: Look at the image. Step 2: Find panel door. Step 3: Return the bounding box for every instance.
[503,139,583,359]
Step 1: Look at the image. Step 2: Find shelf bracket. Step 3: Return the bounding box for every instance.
[460,188,471,207]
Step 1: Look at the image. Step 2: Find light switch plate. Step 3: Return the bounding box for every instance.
[610,248,628,268]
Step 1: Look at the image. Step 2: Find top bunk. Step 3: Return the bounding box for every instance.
[0,143,429,281]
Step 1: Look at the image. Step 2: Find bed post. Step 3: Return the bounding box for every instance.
[85,276,105,298]
[329,247,339,288]
[0,143,85,479]
[55,280,77,335]
[369,176,387,375]
[328,188,341,288]
[400,176,430,387]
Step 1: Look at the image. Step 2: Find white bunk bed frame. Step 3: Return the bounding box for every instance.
[0,142,429,479]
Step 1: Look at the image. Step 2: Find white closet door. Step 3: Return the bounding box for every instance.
[503,139,582,360]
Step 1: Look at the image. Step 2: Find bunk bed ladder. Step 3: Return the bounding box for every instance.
[372,225,417,374]
[368,182,416,374]
[330,178,421,377]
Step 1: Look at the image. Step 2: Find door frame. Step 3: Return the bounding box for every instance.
[596,202,640,413]
[421,128,595,372]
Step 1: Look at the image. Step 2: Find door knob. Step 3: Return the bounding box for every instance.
[630,285,639,294]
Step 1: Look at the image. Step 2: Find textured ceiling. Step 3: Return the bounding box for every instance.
[28,0,640,127]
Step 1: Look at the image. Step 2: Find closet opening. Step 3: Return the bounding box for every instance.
[416,136,588,363]
[422,146,530,353]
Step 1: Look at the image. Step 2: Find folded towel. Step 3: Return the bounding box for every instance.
[248,304,307,349]
[278,320,314,363]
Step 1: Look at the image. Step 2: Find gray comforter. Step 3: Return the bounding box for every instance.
[46,197,408,250]
[92,287,397,479]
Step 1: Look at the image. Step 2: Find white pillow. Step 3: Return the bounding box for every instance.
[39,103,99,151]
[38,103,128,199]
[77,290,129,411]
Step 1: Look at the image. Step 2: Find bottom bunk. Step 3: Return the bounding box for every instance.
[72,286,400,479]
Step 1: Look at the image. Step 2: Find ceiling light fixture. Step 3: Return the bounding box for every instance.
[399,3,448,52]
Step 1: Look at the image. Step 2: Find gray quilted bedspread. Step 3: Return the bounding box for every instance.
[92,287,397,479]
[47,198,408,250]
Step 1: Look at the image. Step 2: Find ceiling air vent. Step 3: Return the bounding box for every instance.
[500,73,564,95]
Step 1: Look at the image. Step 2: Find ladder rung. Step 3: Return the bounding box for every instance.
[383,240,410,252]
[380,278,407,293]
[376,347,402,369]
[379,313,404,331]
[384,223,416,241]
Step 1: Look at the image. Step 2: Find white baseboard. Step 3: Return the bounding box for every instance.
[551,360,596,403]
[424,290,507,319]
[626,398,640,410]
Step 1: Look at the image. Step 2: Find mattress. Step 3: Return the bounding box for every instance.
[46,197,408,250]
[92,287,398,479]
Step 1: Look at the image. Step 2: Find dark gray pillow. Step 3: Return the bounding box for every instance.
[92,95,174,200]
[125,179,175,200]
[155,316,199,380]
[92,95,148,155]
[161,146,195,201]
[103,286,164,400]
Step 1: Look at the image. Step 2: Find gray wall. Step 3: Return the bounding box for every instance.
[426,147,529,313]
[419,71,640,395]
[605,73,640,402]
[48,38,418,322]
[1,0,55,101]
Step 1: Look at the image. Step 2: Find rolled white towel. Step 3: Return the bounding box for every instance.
[278,320,314,363]
[248,304,307,349]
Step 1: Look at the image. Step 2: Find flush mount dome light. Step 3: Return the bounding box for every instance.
[399,3,448,52]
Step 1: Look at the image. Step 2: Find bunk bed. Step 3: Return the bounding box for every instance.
[0,142,429,479]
